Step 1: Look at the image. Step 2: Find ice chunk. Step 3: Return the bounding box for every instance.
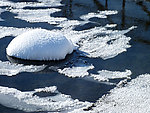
[0,60,45,76]
[92,74,150,113]
[90,70,132,82]
[58,60,94,78]
[0,86,92,112]
[6,29,75,61]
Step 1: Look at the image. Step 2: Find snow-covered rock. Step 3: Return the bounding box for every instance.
[6,29,75,61]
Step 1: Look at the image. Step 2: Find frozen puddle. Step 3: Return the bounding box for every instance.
[0,86,92,112]
[0,60,45,76]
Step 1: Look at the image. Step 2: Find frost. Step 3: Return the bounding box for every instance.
[90,70,132,82]
[58,60,94,78]
[0,86,92,112]
[6,29,75,60]
[0,60,45,76]
[92,74,150,113]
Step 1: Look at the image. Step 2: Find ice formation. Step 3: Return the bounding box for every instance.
[0,60,45,76]
[91,74,150,113]
[58,60,94,78]
[90,70,131,82]
[6,29,75,60]
[0,86,92,112]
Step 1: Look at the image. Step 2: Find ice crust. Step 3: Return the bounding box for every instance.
[0,86,92,112]
[6,29,75,60]
[92,74,150,113]
[0,60,45,76]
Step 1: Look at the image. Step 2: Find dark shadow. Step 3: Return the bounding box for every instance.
[121,0,126,28]
[6,50,76,66]
[93,0,106,10]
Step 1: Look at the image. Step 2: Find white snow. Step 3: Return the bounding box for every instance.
[6,29,75,60]
[0,86,92,112]
[91,74,150,113]
[0,60,45,76]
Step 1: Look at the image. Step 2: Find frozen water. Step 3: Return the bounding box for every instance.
[6,29,75,60]
[58,59,94,78]
[90,70,131,82]
[0,86,92,112]
[0,60,45,76]
[91,74,150,113]
[78,26,136,60]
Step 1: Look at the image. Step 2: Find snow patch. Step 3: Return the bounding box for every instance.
[6,29,75,60]
[0,86,92,112]
[0,60,45,76]
[92,74,150,113]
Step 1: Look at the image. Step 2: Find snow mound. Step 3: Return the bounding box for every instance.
[6,29,75,61]
[0,60,45,76]
[0,86,92,112]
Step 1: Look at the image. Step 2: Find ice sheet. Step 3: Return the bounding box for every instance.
[0,60,45,76]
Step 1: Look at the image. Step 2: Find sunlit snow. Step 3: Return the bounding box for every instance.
[0,86,92,112]
[6,29,75,60]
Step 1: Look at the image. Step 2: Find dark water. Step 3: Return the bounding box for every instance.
[0,0,150,112]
